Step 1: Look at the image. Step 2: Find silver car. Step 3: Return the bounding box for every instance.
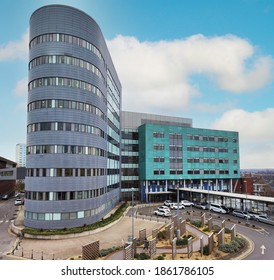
[232,210,251,219]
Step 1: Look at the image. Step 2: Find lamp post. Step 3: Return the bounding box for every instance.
[207,181,211,216]
[243,180,248,210]
[131,187,134,242]
[243,180,249,224]
[176,184,181,239]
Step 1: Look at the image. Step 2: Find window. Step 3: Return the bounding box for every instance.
[153,144,164,150]
[153,132,164,138]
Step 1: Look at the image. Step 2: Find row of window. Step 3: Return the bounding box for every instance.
[29,33,104,63]
[0,171,14,176]
[153,169,183,175]
[122,131,138,140]
[187,169,238,175]
[26,168,105,177]
[187,134,237,143]
[27,145,105,157]
[24,202,110,221]
[29,55,104,82]
[28,99,105,119]
[153,132,237,143]
[27,122,104,138]
[187,146,235,153]
[25,187,106,201]
[154,169,183,175]
[152,169,237,175]
[187,158,238,164]
[121,155,139,164]
[153,132,183,140]
[28,77,106,104]
[153,144,233,153]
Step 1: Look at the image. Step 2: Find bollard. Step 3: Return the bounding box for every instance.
[21,247,24,257]
[31,249,33,259]
[41,251,43,260]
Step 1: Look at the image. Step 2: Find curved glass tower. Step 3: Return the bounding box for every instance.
[25,5,121,229]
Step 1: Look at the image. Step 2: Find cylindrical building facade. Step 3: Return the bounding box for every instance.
[25,5,121,229]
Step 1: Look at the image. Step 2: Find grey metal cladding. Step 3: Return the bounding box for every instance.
[26,5,121,229]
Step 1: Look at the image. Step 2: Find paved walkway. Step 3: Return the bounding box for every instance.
[8,209,167,260]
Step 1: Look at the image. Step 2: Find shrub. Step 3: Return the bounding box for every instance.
[176,238,188,246]
[135,252,150,260]
[202,245,210,256]
[219,237,246,253]
[99,246,121,257]
[176,235,193,246]
[156,255,165,260]
[157,230,167,240]
[191,220,201,228]
[212,225,221,233]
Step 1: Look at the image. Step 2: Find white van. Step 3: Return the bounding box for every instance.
[209,203,227,214]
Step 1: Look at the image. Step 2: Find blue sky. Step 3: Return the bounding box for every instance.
[0,0,274,169]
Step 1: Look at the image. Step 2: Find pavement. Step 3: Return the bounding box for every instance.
[4,205,253,260]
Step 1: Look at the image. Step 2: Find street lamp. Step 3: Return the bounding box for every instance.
[176,184,181,239]
[243,180,248,210]
[131,187,134,242]
[243,180,249,224]
[207,181,211,215]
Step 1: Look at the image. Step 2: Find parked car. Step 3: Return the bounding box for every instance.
[194,202,208,210]
[255,215,274,225]
[164,200,173,206]
[181,200,194,207]
[232,210,251,219]
[247,211,267,220]
[1,194,8,200]
[157,206,171,212]
[14,199,23,206]
[170,203,185,210]
[210,203,228,214]
[154,209,172,217]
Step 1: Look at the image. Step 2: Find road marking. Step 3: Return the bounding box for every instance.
[260,245,266,255]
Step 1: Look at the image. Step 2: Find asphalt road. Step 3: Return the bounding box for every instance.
[238,223,274,260]
[0,198,18,259]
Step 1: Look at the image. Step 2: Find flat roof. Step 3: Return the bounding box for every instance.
[148,188,274,204]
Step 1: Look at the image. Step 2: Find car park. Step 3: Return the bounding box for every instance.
[232,210,251,219]
[154,209,172,217]
[164,200,173,206]
[181,200,194,207]
[194,202,208,210]
[170,203,185,210]
[157,206,171,212]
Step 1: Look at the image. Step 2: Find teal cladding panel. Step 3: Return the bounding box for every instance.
[138,124,240,181]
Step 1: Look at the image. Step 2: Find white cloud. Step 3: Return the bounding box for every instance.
[14,77,28,97]
[107,34,274,113]
[212,108,274,168]
[0,29,28,61]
